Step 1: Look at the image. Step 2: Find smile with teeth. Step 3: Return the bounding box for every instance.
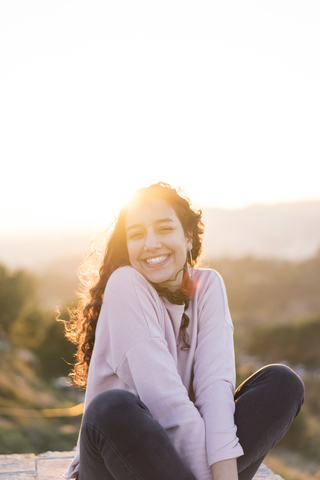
[145,255,170,265]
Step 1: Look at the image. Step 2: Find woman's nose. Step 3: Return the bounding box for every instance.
[144,233,162,250]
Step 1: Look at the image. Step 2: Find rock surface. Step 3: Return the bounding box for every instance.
[0,451,284,479]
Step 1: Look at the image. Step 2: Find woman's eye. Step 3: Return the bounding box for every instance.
[129,232,143,239]
[159,227,172,232]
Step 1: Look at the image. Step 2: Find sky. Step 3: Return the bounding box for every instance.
[1,0,320,236]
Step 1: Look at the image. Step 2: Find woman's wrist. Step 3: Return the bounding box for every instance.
[210,458,238,480]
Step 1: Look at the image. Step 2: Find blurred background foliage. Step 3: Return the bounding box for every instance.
[0,255,320,477]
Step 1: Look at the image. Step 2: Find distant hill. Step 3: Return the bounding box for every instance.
[0,200,319,271]
[0,233,92,272]
[201,200,320,261]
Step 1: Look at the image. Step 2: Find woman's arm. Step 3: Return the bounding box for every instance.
[193,270,244,467]
[211,458,238,480]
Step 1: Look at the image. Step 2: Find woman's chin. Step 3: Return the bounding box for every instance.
[146,271,183,290]
[131,262,183,289]
[140,268,171,286]
[145,272,170,285]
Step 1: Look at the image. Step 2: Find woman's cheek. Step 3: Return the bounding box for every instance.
[128,243,139,264]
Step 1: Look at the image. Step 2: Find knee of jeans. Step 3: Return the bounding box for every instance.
[264,364,305,404]
[84,389,140,425]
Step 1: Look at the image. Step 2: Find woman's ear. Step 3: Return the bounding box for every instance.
[186,233,193,252]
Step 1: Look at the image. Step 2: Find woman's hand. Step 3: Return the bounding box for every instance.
[210,458,238,480]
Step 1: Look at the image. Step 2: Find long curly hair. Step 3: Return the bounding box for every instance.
[65,182,204,388]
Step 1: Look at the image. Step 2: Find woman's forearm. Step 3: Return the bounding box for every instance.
[210,458,238,480]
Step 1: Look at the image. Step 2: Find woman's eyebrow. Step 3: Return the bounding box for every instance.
[154,218,174,225]
[126,218,174,232]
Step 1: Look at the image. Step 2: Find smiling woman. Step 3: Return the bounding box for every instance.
[125,198,193,289]
[63,181,304,480]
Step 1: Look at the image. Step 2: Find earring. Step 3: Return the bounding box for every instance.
[187,250,193,279]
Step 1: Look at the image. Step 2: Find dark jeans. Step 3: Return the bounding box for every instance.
[78,364,304,480]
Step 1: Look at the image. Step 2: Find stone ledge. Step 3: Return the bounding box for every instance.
[0,451,284,479]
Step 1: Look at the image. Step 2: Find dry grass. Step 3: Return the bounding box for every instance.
[0,352,55,408]
[265,447,320,480]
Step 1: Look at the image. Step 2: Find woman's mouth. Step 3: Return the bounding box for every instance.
[144,254,170,265]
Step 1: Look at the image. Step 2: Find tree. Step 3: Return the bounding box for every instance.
[34,307,77,378]
[0,264,37,338]
[246,317,320,368]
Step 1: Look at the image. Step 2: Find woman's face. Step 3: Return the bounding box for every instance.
[125,198,192,290]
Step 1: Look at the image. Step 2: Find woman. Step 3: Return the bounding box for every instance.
[64,182,304,480]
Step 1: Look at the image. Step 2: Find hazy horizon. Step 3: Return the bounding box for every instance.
[1,199,320,271]
[2,196,320,239]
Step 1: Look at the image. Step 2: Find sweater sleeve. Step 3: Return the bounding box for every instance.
[193,270,244,466]
[102,266,212,480]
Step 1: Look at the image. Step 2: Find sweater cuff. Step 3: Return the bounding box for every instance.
[208,443,244,467]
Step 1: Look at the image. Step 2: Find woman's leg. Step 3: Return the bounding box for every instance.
[78,389,196,480]
[234,364,305,480]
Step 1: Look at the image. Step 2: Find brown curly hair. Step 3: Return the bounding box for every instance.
[65,182,204,388]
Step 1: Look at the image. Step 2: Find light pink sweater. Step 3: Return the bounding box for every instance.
[64,266,244,480]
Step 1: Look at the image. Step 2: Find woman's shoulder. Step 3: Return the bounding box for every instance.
[108,265,149,285]
[105,266,159,300]
[193,267,224,286]
[192,268,232,326]
[192,268,228,302]
[100,266,166,335]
